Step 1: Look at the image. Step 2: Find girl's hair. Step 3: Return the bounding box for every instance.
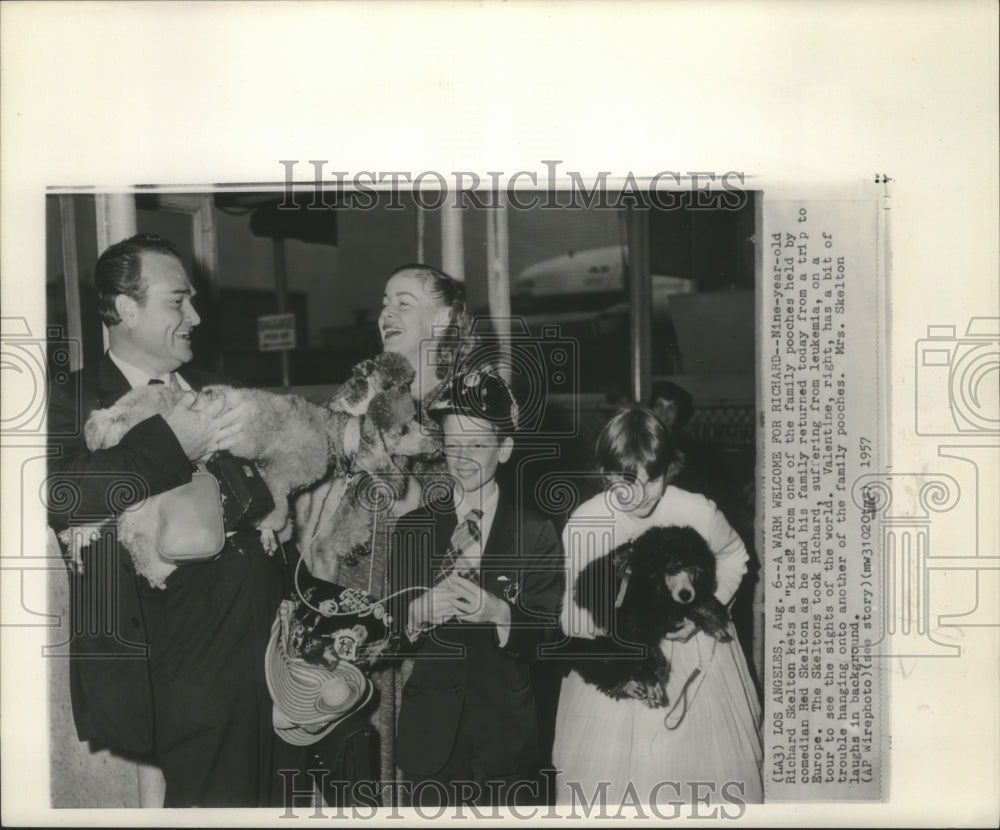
[594,406,683,485]
[388,263,475,380]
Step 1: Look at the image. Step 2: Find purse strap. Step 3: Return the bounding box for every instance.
[282,523,429,620]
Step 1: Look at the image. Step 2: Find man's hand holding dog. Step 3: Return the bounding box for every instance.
[164,393,255,461]
[165,392,225,461]
[210,398,255,456]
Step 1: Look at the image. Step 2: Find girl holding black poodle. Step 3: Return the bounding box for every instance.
[553,407,763,807]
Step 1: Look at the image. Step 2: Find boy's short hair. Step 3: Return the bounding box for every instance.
[428,369,519,437]
[595,406,683,484]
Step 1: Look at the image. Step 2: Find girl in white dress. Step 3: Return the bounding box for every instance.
[553,407,762,808]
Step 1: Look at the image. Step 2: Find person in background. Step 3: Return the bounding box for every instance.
[649,379,727,505]
[649,379,695,436]
[649,379,752,531]
[47,233,284,807]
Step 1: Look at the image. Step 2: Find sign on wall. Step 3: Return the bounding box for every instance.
[257,312,296,352]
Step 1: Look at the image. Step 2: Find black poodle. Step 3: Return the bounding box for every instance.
[561,525,731,704]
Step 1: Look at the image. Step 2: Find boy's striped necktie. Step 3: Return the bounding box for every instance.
[435,508,484,585]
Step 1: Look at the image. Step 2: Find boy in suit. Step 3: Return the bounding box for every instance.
[388,369,563,807]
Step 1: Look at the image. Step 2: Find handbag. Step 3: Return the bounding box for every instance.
[155,471,226,562]
[287,562,396,671]
[204,450,275,531]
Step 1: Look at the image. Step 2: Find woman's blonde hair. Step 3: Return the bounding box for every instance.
[388,263,475,380]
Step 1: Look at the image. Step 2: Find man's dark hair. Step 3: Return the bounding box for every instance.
[94,233,183,326]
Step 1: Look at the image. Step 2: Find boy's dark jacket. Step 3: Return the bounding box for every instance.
[388,489,563,777]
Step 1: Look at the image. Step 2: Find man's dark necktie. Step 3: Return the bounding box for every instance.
[148,375,179,391]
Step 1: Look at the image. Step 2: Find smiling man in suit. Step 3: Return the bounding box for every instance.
[47,233,285,807]
[388,369,564,808]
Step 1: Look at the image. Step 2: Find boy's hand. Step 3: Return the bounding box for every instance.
[443,575,510,626]
[406,586,459,638]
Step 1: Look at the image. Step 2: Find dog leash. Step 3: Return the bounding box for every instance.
[662,637,717,730]
[289,542,428,618]
[366,499,379,596]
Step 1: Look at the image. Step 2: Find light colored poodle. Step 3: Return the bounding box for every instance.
[60,372,434,589]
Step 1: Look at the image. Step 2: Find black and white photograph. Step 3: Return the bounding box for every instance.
[39,184,762,810]
[1,1,997,826]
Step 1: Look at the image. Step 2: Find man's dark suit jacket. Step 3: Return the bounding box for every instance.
[388,490,564,778]
[46,354,283,761]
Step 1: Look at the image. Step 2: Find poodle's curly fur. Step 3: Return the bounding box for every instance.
[60,369,434,589]
[330,352,413,417]
[563,525,732,705]
[295,352,443,583]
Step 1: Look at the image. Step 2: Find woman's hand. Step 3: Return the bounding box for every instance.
[662,618,697,642]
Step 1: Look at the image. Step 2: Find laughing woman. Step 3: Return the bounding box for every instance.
[380,264,469,407]
[298,263,473,585]
[278,264,475,804]
[552,407,763,808]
